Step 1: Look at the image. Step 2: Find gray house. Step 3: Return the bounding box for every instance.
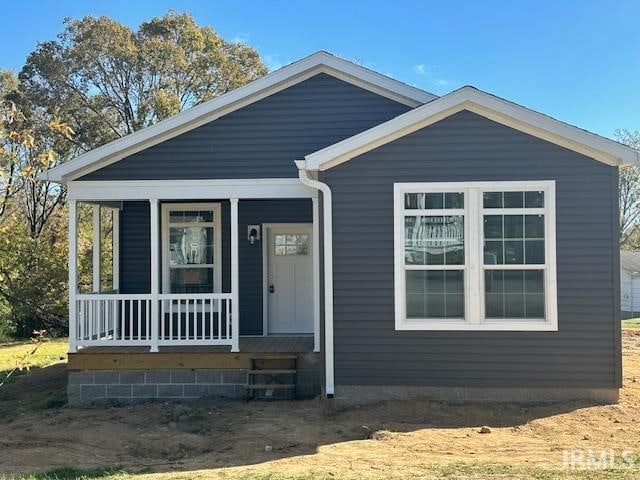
[41,52,639,406]
[621,251,640,319]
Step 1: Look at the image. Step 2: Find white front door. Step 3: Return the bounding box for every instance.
[266,224,314,334]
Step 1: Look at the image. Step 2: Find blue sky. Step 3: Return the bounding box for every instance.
[0,0,638,138]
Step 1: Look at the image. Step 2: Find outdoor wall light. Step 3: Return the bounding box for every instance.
[247,225,261,245]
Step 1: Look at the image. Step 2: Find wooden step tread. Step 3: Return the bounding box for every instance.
[250,355,298,360]
[248,369,296,374]
[246,384,295,389]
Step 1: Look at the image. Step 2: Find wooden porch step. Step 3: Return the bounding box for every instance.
[246,383,295,390]
[249,354,298,360]
[248,369,296,374]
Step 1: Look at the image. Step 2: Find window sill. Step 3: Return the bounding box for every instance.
[396,319,558,331]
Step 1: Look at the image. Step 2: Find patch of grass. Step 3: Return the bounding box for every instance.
[13,463,640,480]
[623,318,640,330]
[0,338,67,379]
[11,467,127,480]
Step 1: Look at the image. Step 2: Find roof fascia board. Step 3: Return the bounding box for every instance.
[41,52,437,182]
[306,87,640,170]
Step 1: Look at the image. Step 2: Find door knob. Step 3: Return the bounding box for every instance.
[269,284,275,293]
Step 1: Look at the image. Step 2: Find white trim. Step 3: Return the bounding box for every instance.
[160,202,223,296]
[394,180,558,332]
[39,51,436,183]
[66,178,318,201]
[112,207,120,292]
[296,164,335,397]
[68,200,78,353]
[92,205,101,293]
[261,222,315,337]
[149,199,160,352]
[312,198,321,352]
[306,87,640,170]
[230,199,240,352]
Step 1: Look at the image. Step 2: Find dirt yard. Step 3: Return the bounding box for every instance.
[1,334,640,479]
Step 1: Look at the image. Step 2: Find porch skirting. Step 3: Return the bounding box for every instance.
[68,368,321,406]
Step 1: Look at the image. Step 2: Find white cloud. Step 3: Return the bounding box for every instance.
[414,64,429,76]
[414,64,453,89]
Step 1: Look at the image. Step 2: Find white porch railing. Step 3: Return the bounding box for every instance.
[158,293,233,346]
[74,293,234,349]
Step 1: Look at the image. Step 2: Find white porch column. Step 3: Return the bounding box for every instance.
[92,205,101,293]
[230,198,240,352]
[68,200,78,353]
[112,207,120,292]
[149,199,159,352]
[312,197,320,352]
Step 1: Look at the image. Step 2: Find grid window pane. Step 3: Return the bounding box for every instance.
[525,191,545,208]
[484,214,545,265]
[483,191,545,209]
[406,270,464,319]
[404,192,464,210]
[503,191,524,208]
[484,270,545,319]
[405,215,465,265]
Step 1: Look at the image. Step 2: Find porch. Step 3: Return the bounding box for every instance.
[67,179,321,355]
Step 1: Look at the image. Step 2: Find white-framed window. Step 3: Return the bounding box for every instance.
[394,181,557,331]
[161,203,222,294]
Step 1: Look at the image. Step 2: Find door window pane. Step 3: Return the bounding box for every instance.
[406,270,464,319]
[274,233,309,256]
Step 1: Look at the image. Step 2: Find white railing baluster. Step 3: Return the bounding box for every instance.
[226,298,231,340]
[137,300,142,341]
[144,300,149,340]
[128,299,134,342]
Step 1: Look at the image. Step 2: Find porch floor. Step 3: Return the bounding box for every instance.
[76,335,314,354]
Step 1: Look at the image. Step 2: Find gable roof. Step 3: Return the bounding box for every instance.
[41,51,437,182]
[621,251,640,273]
[303,86,640,170]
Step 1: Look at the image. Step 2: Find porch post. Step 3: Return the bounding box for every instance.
[312,197,320,352]
[92,204,101,293]
[230,198,240,352]
[149,198,159,352]
[68,200,78,353]
[112,207,120,292]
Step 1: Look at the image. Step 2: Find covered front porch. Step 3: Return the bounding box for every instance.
[67,179,321,354]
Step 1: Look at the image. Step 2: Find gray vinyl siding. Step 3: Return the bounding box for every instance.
[321,110,621,389]
[81,73,411,181]
[119,199,311,336]
[119,202,150,294]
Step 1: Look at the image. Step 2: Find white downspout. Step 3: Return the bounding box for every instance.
[295,160,335,398]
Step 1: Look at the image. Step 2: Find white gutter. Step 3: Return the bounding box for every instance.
[295,160,335,397]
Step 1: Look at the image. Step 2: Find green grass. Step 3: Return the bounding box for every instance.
[623,318,640,330]
[9,463,640,480]
[9,467,127,480]
[0,337,67,379]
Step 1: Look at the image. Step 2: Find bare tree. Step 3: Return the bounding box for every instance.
[617,129,640,248]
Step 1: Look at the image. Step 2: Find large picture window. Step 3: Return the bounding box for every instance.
[162,203,222,294]
[394,181,557,331]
